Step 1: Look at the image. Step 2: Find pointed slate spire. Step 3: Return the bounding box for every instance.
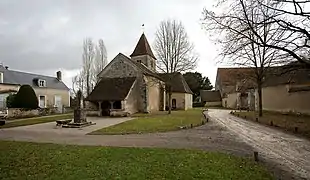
[130,33,156,59]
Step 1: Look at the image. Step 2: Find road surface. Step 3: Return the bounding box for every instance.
[207,109,310,179]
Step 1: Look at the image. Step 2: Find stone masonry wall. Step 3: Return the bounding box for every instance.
[99,57,138,78]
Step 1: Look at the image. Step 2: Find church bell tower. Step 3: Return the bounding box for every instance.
[130,33,156,72]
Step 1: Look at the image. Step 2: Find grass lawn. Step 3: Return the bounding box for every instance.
[233,111,310,138]
[0,141,273,180]
[90,108,204,135]
[0,114,73,129]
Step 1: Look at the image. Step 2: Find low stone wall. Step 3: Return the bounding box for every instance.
[7,108,39,119]
[86,110,100,116]
[205,101,222,107]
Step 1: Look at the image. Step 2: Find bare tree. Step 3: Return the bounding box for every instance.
[72,71,84,97]
[73,38,108,98]
[82,38,95,96]
[154,19,198,114]
[202,0,290,116]
[259,0,310,66]
[92,39,108,84]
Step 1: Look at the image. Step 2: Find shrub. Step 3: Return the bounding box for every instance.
[14,85,38,109]
[6,94,17,108]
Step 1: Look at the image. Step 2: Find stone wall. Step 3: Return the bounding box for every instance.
[184,93,193,110]
[131,55,156,71]
[205,101,222,107]
[33,88,70,108]
[146,76,163,112]
[167,93,185,110]
[7,108,39,119]
[124,80,139,114]
[261,85,310,114]
[222,93,238,109]
[0,84,70,109]
[99,55,138,78]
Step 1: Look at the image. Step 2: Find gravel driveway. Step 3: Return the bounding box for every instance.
[207,109,310,180]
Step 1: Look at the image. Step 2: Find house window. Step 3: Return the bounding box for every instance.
[39,95,46,108]
[38,79,46,87]
[137,60,142,63]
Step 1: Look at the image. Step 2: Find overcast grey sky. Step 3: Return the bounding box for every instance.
[0,0,219,88]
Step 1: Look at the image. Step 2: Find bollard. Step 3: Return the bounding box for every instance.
[206,118,209,122]
[256,118,258,122]
[254,151,259,162]
[294,127,298,133]
[270,121,273,126]
[191,124,193,128]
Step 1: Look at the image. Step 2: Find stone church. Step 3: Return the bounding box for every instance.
[86,33,193,116]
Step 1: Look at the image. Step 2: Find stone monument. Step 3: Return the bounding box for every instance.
[63,90,94,128]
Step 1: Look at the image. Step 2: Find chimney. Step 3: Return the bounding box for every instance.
[5,66,8,70]
[56,71,62,81]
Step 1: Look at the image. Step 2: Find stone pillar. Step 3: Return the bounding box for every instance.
[110,101,114,109]
[163,88,166,111]
[98,101,102,116]
[121,100,126,111]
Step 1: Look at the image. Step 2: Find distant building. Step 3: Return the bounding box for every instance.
[0,65,70,111]
[85,33,193,116]
[215,65,310,114]
[200,90,222,107]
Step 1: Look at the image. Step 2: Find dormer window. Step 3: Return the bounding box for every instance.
[137,60,142,63]
[38,79,46,87]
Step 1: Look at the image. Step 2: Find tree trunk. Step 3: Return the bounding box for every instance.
[257,81,263,117]
[168,86,172,114]
[168,92,172,114]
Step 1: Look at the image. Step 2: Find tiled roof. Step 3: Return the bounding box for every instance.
[86,77,136,101]
[200,90,221,102]
[0,66,69,90]
[158,72,193,94]
[130,33,156,59]
[217,67,255,87]
[216,65,310,89]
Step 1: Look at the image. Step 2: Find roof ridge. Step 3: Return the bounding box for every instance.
[5,69,58,79]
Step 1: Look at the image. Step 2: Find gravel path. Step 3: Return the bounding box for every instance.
[207,109,310,180]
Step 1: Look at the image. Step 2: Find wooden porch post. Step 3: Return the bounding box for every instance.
[98,101,102,116]
[109,101,114,109]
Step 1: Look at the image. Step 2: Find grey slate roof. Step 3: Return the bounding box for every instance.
[0,66,69,90]
[158,72,193,94]
[200,90,222,102]
[86,77,136,101]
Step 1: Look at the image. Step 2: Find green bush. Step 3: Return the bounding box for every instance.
[14,85,38,109]
[6,94,17,108]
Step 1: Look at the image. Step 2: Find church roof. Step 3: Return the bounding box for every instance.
[86,77,136,101]
[158,72,193,94]
[130,33,156,59]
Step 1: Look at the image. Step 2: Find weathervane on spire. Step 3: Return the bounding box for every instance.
[142,24,145,33]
